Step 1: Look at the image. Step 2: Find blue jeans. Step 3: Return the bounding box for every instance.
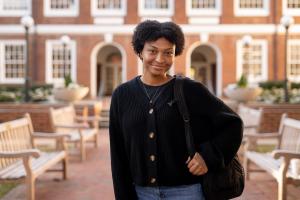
[135,183,205,200]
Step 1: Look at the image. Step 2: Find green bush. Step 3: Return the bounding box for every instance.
[258,80,285,90]
[0,83,53,102]
[237,74,248,88]
[291,82,300,89]
[64,74,73,87]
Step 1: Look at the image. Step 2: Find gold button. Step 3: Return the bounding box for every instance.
[150,178,156,183]
[149,108,154,114]
[149,132,155,139]
[150,155,155,161]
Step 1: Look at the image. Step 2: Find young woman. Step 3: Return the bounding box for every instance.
[109,20,243,200]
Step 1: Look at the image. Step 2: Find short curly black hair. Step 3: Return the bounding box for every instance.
[132,20,185,56]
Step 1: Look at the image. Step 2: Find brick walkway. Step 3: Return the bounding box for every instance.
[2,129,300,200]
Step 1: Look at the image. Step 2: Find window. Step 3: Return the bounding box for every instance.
[287,0,300,8]
[139,0,174,17]
[46,40,76,85]
[288,40,300,82]
[191,0,216,8]
[186,0,221,16]
[237,40,268,83]
[44,0,79,17]
[91,0,126,16]
[0,0,31,16]
[283,0,300,16]
[234,0,269,16]
[0,41,26,83]
[145,0,169,9]
[239,0,264,8]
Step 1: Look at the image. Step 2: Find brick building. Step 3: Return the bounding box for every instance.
[0,0,300,98]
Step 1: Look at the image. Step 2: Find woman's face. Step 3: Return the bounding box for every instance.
[140,37,175,77]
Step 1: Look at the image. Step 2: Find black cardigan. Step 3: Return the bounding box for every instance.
[109,76,243,200]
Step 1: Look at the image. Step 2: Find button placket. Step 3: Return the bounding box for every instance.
[147,106,158,185]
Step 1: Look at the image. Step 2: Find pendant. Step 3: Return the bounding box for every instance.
[149,108,154,114]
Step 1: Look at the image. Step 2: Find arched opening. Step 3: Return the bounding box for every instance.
[190,45,217,94]
[96,45,122,97]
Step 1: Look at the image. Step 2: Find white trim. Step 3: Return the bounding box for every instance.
[138,0,174,17]
[283,0,300,16]
[0,0,31,16]
[94,17,124,24]
[45,39,77,86]
[90,42,127,98]
[91,0,126,17]
[44,0,79,17]
[188,17,220,24]
[287,40,300,82]
[186,0,222,16]
[185,41,223,97]
[3,24,300,35]
[234,0,269,16]
[140,17,172,22]
[236,39,268,83]
[0,40,26,83]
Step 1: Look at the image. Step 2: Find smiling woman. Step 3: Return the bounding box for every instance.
[109,20,243,200]
[132,20,184,86]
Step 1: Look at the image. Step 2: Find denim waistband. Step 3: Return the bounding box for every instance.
[135,183,205,200]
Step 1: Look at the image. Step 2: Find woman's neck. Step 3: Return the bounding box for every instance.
[141,74,171,86]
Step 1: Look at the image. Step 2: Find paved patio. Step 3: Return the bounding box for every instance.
[2,128,300,200]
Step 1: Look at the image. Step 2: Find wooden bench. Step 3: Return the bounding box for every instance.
[238,104,263,135]
[244,114,300,200]
[0,114,69,200]
[49,105,100,161]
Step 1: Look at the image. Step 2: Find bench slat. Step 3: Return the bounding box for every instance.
[0,152,65,179]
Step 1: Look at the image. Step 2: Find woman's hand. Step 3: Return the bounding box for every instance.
[186,152,208,176]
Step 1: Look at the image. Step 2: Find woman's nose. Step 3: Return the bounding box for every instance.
[155,53,164,63]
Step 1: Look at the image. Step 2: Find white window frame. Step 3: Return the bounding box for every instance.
[0,0,31,16]
[0,40,26,83]
[139,0,174,17]
[45,40,77,86]
[91,0,126,17]
[44,0,79,17]
[234,0,269,16]
[236,39,268,84]
[283,0,300,16]
[186,0,222,16]
[288,40,300,82]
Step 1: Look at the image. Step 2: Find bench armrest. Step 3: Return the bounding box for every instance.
[0,149,41,159]
[75,116,101,122]
[55,123,89,129]
[272,150,300,160]
[32,132,71,139]
[244,125,258,129]
[244,132,280,139]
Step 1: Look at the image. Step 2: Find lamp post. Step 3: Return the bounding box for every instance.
[60,35,71,78]
[241,35,253,79]
[21,15,34,102]
[280,15,294,103]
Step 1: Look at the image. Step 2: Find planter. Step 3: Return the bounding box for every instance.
[53,87,89,102]
[224,84,262,102]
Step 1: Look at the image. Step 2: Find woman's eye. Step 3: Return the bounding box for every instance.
[165,52,174,56]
